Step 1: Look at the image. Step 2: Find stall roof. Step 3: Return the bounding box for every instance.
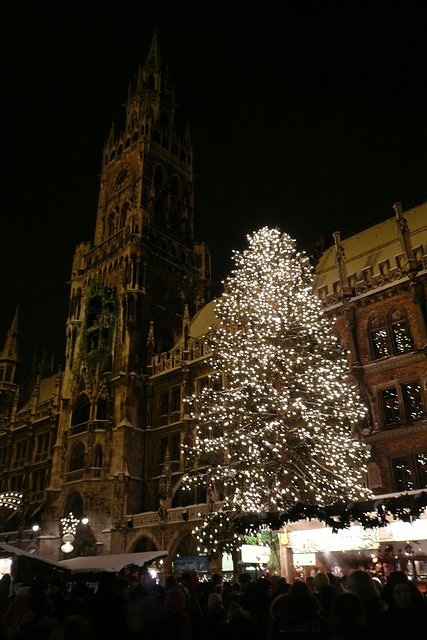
[58,550,168,574]
[0,542,64,569]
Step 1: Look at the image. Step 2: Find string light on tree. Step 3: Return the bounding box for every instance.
[182,227,371,555]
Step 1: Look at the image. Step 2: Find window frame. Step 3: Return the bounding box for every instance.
[369,307,413,361]
[390,451,427,491]
[379,379,425,428]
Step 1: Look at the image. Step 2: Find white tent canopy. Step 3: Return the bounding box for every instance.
[58,550,168,574]
[0,542,64,569]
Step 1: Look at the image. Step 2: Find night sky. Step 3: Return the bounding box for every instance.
[2,0,427,372]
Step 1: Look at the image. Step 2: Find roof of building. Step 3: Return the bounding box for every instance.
[314,201,427,295]
[17,374,59,414]
[175,298,219,347]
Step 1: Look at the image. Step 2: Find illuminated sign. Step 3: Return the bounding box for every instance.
[290,525,379,553]
[378,517,427,542]
[241,544,271,564]
[293,553,316,566]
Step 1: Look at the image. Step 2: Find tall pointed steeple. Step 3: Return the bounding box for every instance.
[0,307,20,418]
[146,27,162,67]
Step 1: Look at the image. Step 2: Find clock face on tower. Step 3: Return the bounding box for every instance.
[111,162,132,191]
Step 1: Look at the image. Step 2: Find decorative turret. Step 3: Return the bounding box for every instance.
[0,306,20,419]
[333,231,351,298]
[0,306,20,365]
[394,201,418,273]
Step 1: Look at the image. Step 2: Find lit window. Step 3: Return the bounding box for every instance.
[381,388,401,424]
[402,382,424,420]
[415,453,427,488]
[390,309,412,353]
[370,315,390,359]
[392,457,414,492]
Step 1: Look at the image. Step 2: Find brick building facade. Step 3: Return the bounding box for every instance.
[314,202,427,497]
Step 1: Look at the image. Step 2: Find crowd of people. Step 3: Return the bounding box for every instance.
[0,567,426,640]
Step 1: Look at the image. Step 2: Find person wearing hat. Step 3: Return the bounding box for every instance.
[313,572,335,618]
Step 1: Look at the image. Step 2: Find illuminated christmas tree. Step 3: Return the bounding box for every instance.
[183,227,370,555]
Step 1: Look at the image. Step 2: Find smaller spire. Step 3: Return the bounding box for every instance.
[333,232,351,297]
[147,320,155,349]
[394,202,417,273]
[0,306,20,363]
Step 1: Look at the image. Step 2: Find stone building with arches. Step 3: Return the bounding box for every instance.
[0,32,212,567]
[0,31,426,575]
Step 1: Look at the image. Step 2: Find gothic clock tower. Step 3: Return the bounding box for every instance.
[46,32,211,555]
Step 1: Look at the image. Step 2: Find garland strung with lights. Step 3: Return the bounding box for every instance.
[233,491,427,534]
[183,228,371,556]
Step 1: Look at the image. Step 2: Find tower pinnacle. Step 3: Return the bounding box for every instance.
[146,28,162,67]
[0,306,20,363]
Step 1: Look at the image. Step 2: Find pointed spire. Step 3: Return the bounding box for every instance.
[146,28,162,67]
[147,320,155,348]
[394,202,417,273]
[0,306,20,363]
[333,232,351,297]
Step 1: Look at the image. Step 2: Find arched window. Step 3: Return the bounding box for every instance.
[390,308,412,353]
[64,491,84,519]
[132,536,157,552]
[132,131,139,143]
[147,75,155,90]
[71,394,90,426]
[94,444,103,468]
[124,138,130,149]
[69,442,85,471]
[369,315,390,360]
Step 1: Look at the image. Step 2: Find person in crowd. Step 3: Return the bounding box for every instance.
[271,576,289,600]
[306,576,318,596]
[0,574,12,620]
[205,592,226,639]
[346,569,387,635]
[163,587,192,640]
[2,576,54,637]
[253,577,274,635]
[380,571,427,640]
[48,575,70,621]
[50,615,94,640]
[269,580,328,639]
[14,588,58,640]
[329,592,364,640]
[313,572,335,618]
[326,573,345,597]
[238,572,256,615]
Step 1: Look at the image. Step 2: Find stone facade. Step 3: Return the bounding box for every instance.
[0,34,212,571]
[1,32,426,575]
